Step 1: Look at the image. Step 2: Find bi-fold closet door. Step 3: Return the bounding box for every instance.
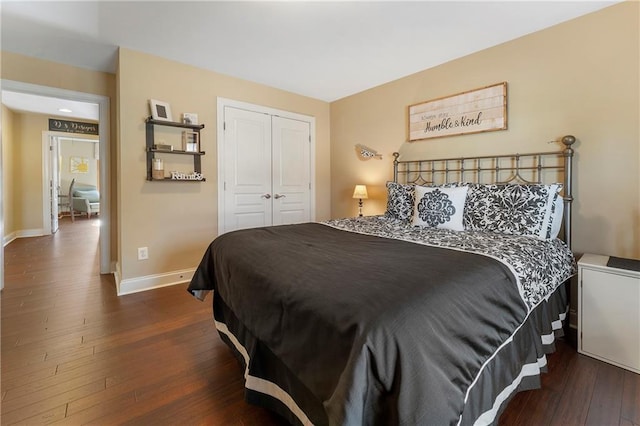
[221,105,311,234]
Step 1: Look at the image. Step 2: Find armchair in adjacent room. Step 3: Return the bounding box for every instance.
[70,180,100,220]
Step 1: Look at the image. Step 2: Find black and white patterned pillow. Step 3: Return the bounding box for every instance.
[464,183,562,239]
[385,182,415,222]
[412,185,468,231]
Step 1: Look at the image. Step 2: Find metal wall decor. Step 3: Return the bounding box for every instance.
[355,144,382,160]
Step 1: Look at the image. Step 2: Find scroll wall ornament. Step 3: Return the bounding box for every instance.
[355,144,383,160]
[408,82,507,141]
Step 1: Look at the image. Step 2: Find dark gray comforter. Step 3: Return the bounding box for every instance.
[189,221,566,425]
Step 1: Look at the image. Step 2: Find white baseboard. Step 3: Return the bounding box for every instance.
[4,228,47,246]
[116,268,196,296]
[113,262,122,292]
[3,232,17,247]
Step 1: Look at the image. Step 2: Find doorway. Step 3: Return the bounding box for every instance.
[1,80,111,275]
[43,134,100,234]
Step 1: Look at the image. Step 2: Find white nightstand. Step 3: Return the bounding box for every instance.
[578,253,640,373]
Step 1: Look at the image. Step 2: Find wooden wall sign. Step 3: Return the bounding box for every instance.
[49,119,99,135]
[408,82,507,141]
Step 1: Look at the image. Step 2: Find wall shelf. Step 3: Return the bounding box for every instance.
[146,117,204,131]
[145,116,206,181]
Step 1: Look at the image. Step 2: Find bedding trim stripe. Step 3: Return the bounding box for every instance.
[471,355,547,426]
[215,320,314,426]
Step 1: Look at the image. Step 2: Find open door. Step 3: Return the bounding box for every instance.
[49,136,60,233]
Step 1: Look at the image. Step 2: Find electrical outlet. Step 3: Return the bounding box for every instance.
[137,247,149,260]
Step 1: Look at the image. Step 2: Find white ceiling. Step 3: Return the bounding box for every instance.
[2,90,100,120]
[1,1,619,117]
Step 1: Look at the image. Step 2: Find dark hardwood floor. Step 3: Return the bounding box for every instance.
[2,217,638,425]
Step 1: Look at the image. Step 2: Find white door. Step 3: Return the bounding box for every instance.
[221,106,312,234]
[223,107,273,232]
[50,136,60,233]
[272,116,311,225]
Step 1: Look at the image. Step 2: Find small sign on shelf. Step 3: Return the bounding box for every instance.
[170,171,204,181]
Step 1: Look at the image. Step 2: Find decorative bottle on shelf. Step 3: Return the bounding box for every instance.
[182,130,199,152]
[152,158,164,180]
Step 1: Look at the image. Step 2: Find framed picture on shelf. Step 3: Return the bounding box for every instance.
[182,113,198,125]
[182,131,199,152]
[149,99,173,122]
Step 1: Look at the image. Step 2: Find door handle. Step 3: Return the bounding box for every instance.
[261,194,271,199]
[274,194,286,199]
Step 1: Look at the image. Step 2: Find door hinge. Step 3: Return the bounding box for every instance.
[224,181,226,191]
[309,182,311,190]
[50,146,54,151]
[223,122,226,131]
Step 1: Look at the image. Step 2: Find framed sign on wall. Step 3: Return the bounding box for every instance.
[408,82,507,141]
[49,119,98,135]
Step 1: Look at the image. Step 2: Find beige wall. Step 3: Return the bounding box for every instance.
[330,2,639,259]
[117,48,331,280]
[9,113,46,230]
[2,105,17,237]
[1,51,114,98]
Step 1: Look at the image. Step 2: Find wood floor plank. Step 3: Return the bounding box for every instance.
[0,365,59,392]
[16,403,68,425]
[549,354,600,426]
[585,361,624,425]
[3,217,636,425]
[621,370,640,425]
[1,379,105,425]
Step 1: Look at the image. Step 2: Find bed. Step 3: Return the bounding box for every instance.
[188,135,577,425]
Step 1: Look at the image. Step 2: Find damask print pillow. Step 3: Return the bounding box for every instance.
[385,182,415,222]
[412,185,468,231]
[464,183,562,239]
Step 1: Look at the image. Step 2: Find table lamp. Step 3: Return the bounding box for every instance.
[352,185,368,217]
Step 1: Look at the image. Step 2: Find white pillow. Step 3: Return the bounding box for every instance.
[412,186,468,231]
[548,194,564,240]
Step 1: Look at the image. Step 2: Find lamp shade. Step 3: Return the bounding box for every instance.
[352,185,368,199]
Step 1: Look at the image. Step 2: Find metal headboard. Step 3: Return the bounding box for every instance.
[393,135,576,248]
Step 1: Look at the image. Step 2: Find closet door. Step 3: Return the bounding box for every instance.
[222,107,272,232]
[271,116,311,226]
